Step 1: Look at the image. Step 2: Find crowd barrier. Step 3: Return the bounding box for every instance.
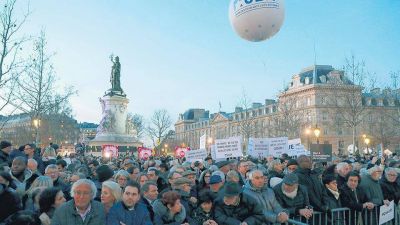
[275,204,400,225]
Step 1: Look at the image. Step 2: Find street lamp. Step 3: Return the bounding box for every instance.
[364,137,371,155]
[313,126,321,144]
[33,118,41,145]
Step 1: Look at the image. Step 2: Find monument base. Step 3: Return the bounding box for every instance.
[90,134,142,146]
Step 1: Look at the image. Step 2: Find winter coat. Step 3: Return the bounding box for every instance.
[106,202,152,225]
[324,187,345,225]
[339,184,369,225]
[9,169,38,197]
[0,186,22,222]
[380,176,400,204]
[295,168,329,212]
[273,182,310,216]
[152,198,188,225]
[0,150,10,166]
[336,175,346,189]
[54,178,71,201]
[214,192,264,225]
[359,174,385,206]
[243,181,285,224]
[50,200,106,225]
[139,197,156,222]
[191,206,215,225]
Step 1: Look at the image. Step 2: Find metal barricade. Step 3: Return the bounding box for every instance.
[330,207,351,225]
[396,204,400,225]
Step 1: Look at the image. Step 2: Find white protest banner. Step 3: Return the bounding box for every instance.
[379,201,394,225]
[269,137,288,157]
[288,138,308,156]
[215,136,243,159]
[248,138,269,158]
[200,134,206,149]
[185,148,207,162]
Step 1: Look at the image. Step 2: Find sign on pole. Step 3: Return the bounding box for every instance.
[185,148,207,162]
[269,137,288,157]
[248,138,269,158]
[379,201,394,225]
[200,134,206,149]
[310,144,332,162]
[215,136,243,159]
[175,147,190,158]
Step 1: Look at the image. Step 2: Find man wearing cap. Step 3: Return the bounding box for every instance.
[214,181,264,225]
[0,141,12,166]
[172,177,195,221]
[243,169,289,224]
[209,174,224,200]
[273,173,313,220]
[216,161,230,175]
[182,170,199,203]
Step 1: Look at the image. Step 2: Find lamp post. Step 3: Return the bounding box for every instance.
[364,137,370,156]
[312,125,321,161]
[33,118,41,145]
[207,137,213,155]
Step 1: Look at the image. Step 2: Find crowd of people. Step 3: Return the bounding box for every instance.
[0,139,400,225]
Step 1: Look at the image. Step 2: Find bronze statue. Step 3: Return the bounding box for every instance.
[110,55,123,92]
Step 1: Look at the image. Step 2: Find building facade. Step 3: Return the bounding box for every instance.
[174,65,400,155]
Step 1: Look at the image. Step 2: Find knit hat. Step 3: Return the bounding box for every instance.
[282,173,298,185]
[174,177,192,186]
[96,165,114,182]
[0,141,11,150]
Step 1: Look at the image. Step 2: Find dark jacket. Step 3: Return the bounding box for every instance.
[325,187,344,225]
[339,184,369,212]
[273,182,310,216]
[214,192,264,225]
[336,175,346,189]
[50,200,106,225]
[0,150,10,166]
[359,174,385,206]
[106,201,152,225]
[191,206,215,225]
[152,198,188,225]
[139,197,156,222]
[380,176,400,204]
[0,186,22,222]
[295,168,329,212]
[54,178,71,201]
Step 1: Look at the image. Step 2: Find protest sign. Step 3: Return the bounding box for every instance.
[175,147,190,158]
[379,200,394,225]
[185,148,207,162]
[138,147,152,160]
[310,144,332,162]
[215,136,243,159]
[102,145,118,158]
[288,138,308,156]
[248,138,269,158]
[268,137,288,157]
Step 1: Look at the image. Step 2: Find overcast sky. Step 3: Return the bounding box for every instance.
[17,0,400,125]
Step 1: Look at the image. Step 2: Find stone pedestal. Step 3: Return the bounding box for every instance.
[90,95,141,146]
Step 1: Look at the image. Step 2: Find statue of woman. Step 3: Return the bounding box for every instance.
[110,55,122,91]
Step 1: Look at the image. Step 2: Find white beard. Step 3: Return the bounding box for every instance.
[282,186,298,199]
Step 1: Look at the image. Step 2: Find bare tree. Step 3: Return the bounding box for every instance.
[331,54,367,155]
[236,90,257,152]
[0,0,30,115]
[14,31,76,144]
[146,109,173,151]
[271,94,302,138]
[126,113,145,140]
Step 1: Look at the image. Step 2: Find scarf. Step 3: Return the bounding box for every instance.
[282,186,298,199]
[327,187,340,200]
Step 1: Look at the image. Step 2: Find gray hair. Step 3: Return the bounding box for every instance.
[268,159,282,172]
[114,170,130,180]
[70,179,97,200]
[28,158,38,166]
[45,164,58,174]
[336,162,349,172]
[226,170,239,182]
[368,165,383,175]
[385,167,398,178]
[102,181,122,202]
[248,169,264,180]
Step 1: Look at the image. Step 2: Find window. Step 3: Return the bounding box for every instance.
[322,112,328,121]
[321,97,326,105]
[323,129,328,135]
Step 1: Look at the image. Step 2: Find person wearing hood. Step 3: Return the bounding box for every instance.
[9,156,38,197]
[153,191,189,225]
[380,167,400,204]
[243,169,288,224]
[214,181,264,225]
[273,173,312,220]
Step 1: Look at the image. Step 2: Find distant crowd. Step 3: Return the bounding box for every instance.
[0,140,399,225]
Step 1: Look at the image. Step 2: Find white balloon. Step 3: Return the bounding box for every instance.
[229,0,285,42]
